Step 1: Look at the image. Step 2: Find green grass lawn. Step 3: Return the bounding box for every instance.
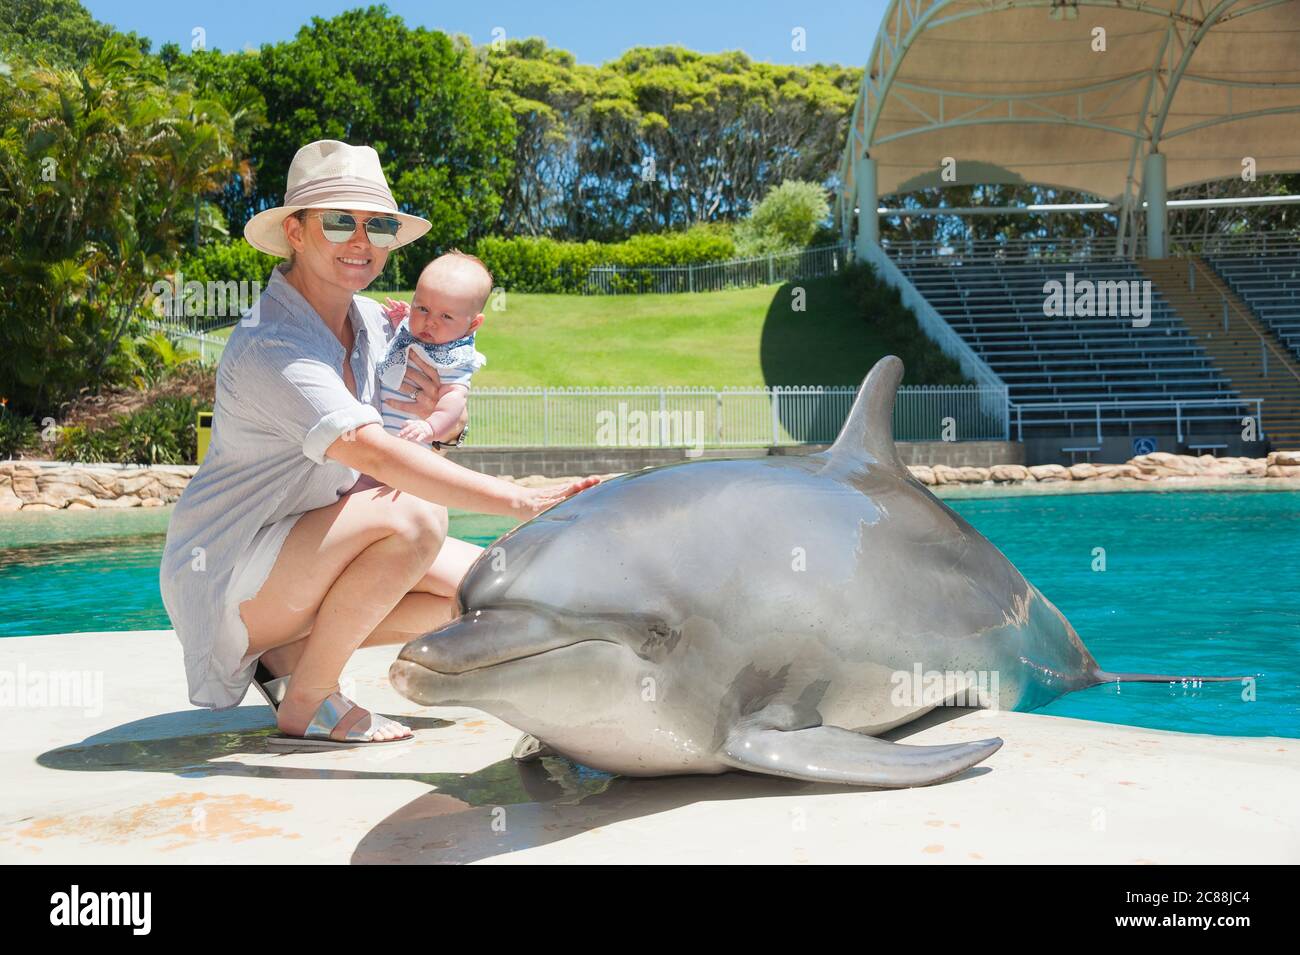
[363,277,890,387]
[211,278,893,386]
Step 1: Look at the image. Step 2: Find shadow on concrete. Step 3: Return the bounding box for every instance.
[351,754,992,865]
[36,706,454,784]
[37,702,994,864]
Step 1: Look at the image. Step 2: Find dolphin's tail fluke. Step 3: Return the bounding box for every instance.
[1089,668,1246,686]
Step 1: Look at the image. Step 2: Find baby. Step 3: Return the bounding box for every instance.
[348,251,491,494]
[378,251,491,444]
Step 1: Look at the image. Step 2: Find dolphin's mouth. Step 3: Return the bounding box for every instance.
[395,632,612,676]
[394,605,629,678]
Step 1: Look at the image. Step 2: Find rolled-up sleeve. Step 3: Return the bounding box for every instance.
[236,340,382,464]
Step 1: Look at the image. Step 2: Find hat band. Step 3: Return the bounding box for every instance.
[285,175,397,210]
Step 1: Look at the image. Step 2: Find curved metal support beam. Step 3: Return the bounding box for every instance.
[1163,104,1300,140]
[873,115,1150,147]
[1149,0,1241,147]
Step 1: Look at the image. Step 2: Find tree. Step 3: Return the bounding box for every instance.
[0,0,150,64]
[0,36,237,414]
[238,6,515,273]
[736,179,831,254]
[484,41,858,240]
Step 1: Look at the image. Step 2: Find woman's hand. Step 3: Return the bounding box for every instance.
[513,476,601,520]
[384,349,443,420]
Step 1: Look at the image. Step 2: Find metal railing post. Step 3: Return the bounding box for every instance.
[1262,339,1269,377]
[1222,295,1229,332]
[771,389,781,445]
[543,388,550,447]
[1175,402,1183,444]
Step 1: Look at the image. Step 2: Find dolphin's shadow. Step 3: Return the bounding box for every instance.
[350,755,992,865]
[37,705,993,863]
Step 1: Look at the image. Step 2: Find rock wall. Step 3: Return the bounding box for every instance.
[0,462,194,511]
[905,451,1300,486]
[4,451,1299,511]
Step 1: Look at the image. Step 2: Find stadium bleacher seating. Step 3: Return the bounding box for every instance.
[894,258,1247,441]
[1205,253,1300,363]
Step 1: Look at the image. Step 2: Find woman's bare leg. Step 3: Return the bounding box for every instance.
[256,534,484,675]
[239,485,447,738]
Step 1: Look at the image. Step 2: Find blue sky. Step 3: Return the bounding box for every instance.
[83,0,887,66]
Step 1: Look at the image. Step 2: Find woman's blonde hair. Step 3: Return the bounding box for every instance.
[281,210,309,273]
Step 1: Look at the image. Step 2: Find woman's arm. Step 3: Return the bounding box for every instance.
[326,423,597,519]
[384,349,466,451]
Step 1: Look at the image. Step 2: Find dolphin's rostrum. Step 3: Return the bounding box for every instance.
[391,356,1238,787]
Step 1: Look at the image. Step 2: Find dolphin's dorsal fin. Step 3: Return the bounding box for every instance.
[827,355,904,470]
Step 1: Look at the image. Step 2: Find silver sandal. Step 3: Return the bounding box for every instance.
[266,691,414,750]
[252,661,290,711]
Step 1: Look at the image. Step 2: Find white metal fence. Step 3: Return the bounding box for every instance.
[465,384,1009,447]
[144,321,226,365]
[584,243,849,294]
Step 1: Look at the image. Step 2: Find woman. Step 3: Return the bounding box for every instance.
[160,140,595,747]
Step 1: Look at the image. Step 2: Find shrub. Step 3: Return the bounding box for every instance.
[178,239,278,288]
[55,396,205,465]
[841,262,968,386]
[475,224,739,293]
[0,405,40,459]
[735,180,831,256]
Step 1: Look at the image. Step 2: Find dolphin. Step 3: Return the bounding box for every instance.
[391,356,1238,787]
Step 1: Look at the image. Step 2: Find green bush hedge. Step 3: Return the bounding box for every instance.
[475,224,737,293]
[178,239,278,288]
[56,397,206,466]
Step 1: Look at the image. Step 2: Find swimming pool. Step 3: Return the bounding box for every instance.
[2,489,1296,738]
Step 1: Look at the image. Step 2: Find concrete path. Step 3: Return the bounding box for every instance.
[2,630,1296,864]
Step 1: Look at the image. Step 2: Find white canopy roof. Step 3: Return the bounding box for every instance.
[838,0,1300,219]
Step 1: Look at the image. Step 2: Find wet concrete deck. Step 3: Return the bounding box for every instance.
[2,630,1297,864]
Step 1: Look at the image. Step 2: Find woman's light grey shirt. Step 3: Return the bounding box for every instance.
[160,264,390,709]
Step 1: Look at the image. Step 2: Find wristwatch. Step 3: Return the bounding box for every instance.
[432,424,467,450]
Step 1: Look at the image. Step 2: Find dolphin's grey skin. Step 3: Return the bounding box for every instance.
[391,356,1236,787]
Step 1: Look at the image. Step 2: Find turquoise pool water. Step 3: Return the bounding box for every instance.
[2,490,1296,737]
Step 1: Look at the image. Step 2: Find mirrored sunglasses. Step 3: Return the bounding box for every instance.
[306,210,402,248]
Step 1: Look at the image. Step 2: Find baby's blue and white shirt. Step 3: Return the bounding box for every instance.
[377,318,487,440]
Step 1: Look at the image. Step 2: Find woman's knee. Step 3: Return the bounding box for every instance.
[386,494,447,561]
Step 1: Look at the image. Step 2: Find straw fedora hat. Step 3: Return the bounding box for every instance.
[243,140,431,258]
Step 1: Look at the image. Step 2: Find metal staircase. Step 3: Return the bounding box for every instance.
[1141,257,1300,450]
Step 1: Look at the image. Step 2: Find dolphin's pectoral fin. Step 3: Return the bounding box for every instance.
[720,723,1003,788]
[511,733,557,763]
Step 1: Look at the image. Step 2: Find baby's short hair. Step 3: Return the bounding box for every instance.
[420,249,495,313]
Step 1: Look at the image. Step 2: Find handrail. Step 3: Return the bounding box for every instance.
[1169,231,1300,258]
[1189,257,1300,387]
[1010,396,1263,444]
[882,235,1122,264]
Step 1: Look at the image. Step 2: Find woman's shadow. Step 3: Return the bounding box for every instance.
[37,704,989,864]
